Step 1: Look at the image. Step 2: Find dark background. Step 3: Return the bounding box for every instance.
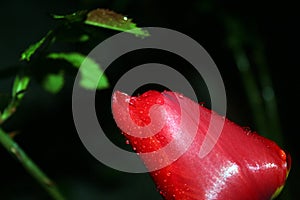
[0,0,299,199]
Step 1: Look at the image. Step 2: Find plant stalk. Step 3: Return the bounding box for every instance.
[0,128,66,200]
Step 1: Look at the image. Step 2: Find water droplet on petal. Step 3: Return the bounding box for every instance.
[166,172,171,176]
[125,140,130,145]
[243,126,252,135]
[278,149,286,161]
[156,98,163,104]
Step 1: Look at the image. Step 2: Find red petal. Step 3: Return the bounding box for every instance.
[112,90,290,200]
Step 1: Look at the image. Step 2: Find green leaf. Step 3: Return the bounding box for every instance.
[0,75,30,123]
[21,37,46,61]
[42,71,64,94]
[47,52,109,90]
[52,10,88,23]
[48,52,83,67]
[85,9,149,37]
[21,30,53,61]
[12,75,30,99]
[78,58,109,90]
[78,34,90,42]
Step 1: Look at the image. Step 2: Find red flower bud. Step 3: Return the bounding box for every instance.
[112,90,291,200]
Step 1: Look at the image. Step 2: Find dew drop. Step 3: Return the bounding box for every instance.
[125,140,130,145]
[184,183,190,191]
[243,126,252,135]
[166,172,171,176]
[133,147,137,151]
[156,98,163,104]
[163,179,167,183]
[278,149,286,161]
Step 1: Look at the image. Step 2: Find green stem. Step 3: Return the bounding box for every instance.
[0,128,66,200]
[232,47,269,135]
[253,47,283,146]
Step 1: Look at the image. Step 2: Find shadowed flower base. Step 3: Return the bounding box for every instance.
[112,90,291,200]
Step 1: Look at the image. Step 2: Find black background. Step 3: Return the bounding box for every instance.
[0,0,299,199]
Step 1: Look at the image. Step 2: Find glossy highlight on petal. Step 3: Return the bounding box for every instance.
[112,90,291,200]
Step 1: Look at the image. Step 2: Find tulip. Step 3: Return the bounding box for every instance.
[112,90,291,200]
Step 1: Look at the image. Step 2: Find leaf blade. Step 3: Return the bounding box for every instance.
[21,30,53,61]
[12,75,30,99]
[47,52,109,90]
[42,71,64,94]
[85,9,149,37]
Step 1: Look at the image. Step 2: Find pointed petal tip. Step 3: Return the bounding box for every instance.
[112,90,130,104]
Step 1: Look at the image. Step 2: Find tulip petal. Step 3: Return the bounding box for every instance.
[112,90,290,200]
